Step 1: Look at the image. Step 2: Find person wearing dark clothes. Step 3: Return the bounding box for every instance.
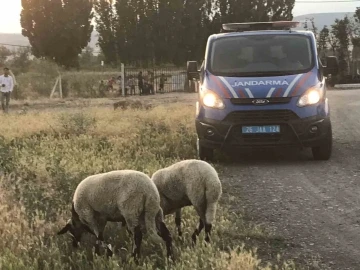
[138,71,144,96]
[148,70,154,94]
[159,74,166,93]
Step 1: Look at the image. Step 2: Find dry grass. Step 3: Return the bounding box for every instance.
[0,104,298,269]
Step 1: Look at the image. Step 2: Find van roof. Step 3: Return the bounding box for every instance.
[209,29,314,41]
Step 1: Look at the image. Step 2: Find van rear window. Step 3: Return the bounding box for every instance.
[209,34,314,77]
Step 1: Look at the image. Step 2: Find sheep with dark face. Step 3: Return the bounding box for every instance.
[151,159,222,244]
[57,170,174,260]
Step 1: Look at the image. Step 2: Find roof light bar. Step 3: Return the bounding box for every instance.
[222,21,301,32]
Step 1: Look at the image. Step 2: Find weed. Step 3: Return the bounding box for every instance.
[58,111,97,136]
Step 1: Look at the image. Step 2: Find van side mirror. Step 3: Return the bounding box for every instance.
[324,56,339,76]
[187,61,200,80]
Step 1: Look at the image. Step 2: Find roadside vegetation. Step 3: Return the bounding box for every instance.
[0,104,299,269]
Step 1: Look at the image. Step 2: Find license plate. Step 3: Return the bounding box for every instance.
[242,125,280,134]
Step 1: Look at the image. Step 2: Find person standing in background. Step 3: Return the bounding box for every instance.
[0,67,14,114]
[159,73,167,93]
[138,71,144,95]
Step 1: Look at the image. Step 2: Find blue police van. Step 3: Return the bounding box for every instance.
[187,21,339,161]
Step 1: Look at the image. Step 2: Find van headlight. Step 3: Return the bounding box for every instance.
[201,90,225,109]
[297,87,324,107]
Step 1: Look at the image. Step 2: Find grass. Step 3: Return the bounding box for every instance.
[0,103,298,269]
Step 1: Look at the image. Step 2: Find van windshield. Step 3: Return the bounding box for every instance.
[209,34,314,77]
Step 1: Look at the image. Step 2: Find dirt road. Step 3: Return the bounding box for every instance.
[219,89,360,269]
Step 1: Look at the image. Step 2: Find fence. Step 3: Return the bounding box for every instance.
[123,66,188,96]
[47,64,193,99]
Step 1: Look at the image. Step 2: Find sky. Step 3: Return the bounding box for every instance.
[0,0,359,34]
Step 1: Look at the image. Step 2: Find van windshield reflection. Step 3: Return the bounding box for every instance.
[209,34,314,77]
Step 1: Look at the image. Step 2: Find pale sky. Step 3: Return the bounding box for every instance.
[0,0,359,33]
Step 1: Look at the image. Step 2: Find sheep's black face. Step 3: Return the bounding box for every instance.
[57,218,84,247]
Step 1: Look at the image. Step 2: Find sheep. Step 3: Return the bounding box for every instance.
[113,100,153,110]
[151,159,222,244]
[57,170,174,260]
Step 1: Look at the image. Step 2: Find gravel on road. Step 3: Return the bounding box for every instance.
[219,89,360,270]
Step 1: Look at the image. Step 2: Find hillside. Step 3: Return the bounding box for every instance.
[294,12,354,30]
[0,31,100,51]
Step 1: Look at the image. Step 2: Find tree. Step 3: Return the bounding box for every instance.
[353,6,360,33]
[79,46,96,68]
[331,16,352,78]
[318,26,330,59]
[153,0,184,64]
[10,47,32,74]
[175,0,207,64]
[217,0,295,24]
[20,0,94,68]
[0,46,11,63]
[94,0,118,66]
[95,0,296,66]
[268,0,295,21]
[304,17,318,39]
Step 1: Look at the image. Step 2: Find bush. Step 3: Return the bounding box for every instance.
[58,111,97,136]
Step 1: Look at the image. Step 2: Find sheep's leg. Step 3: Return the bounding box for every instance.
[94,230,104,255]
[82,215,111,257]
[94,230,113,257]
[78,208,103,255]
[158,221,174,261]
[191,204,206,245]
[122,214,141,261]
[191,218,204,245]
[174,209,182,237]
[119,219,131,235]
[204,223,212,243]
[132,225,143,261]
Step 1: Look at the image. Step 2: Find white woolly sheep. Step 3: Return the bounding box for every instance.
[151,159,222,244]
[57,170,174,260]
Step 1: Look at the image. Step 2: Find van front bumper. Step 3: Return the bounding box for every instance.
[196,110,331,150]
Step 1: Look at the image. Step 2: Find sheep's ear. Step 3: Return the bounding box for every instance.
[57,219,71,235]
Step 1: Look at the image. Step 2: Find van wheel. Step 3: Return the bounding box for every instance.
[312,125,333,161]
[197,140,214,161]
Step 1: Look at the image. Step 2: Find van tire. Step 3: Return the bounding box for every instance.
[312,124,332,161]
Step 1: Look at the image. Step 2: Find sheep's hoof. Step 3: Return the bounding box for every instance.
[176,233,185,244]
[72,240,79,248]
[168,254,176,263]
[94,248,101,256]
[132,254,140,265]
[191,234,197,246]
[106,245,113,257]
